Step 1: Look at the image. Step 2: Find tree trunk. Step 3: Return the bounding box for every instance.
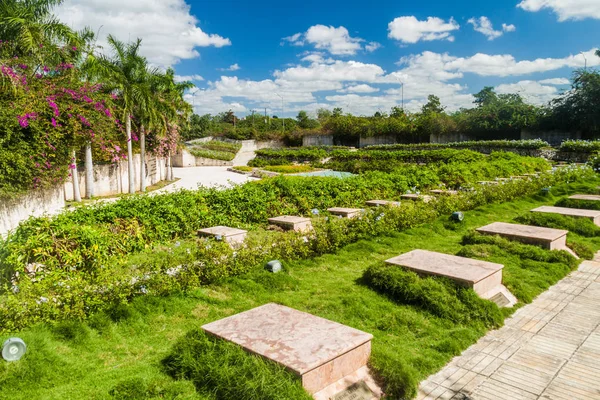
[126,114,135,194]
[84,141,94,198]
[166,151,172,181]
[71,148,82,202]
[140,125,146,192]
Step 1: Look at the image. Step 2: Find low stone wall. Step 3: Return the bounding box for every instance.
[1,186,65,236]
[303,135,334,147]
[173,139,284,167]
[359,135,397,148]
[430,133,477,143]
[64,154,167,201]
[521,130,581,147]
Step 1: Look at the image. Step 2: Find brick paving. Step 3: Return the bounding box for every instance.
[417,259,600,400]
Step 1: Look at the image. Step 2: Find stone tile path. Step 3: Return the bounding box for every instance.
[418,260,600,400]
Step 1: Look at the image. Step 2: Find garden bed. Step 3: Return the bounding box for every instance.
[1,177,599,399]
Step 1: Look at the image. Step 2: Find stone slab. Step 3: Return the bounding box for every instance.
[328,207,363,219]
[202,303,373,394]
[385,250,504,296]
[477,222,569,252]
[477,181,500,185]
[531,206,600,226]
[268,216,313,232]
[430,189,458,196]
[569,194,600,202]
[197,226,247,245]
[400,194,434,203]
[365,200,400,207]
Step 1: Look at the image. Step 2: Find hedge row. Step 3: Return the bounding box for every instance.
[365,139,551,151]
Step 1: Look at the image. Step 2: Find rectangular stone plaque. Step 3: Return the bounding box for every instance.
[569,194,600,201]
[332,381,375,400]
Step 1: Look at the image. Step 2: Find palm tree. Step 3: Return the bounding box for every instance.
[150,69,193,182]
[91,35,151,194]
[0,0,76,60]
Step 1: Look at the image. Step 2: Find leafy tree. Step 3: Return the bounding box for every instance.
[550,69,600,135]
[296,110,319,129]
[473,86,498,107]
[91,35,151,194]
[421,95,445,114]
[0,0,77,61]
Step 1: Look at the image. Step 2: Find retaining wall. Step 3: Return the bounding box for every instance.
[1,186,65,236]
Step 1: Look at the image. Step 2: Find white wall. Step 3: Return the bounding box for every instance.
[64,155,167,200]
[0,186,65,236]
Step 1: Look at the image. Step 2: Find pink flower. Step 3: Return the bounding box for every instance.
[51,118,57,128]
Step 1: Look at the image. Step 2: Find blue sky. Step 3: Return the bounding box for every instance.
[57,0,600,116]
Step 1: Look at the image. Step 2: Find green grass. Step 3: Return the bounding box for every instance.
[261,165,316,174]
[1,179,600,399]
[187,140,242,161]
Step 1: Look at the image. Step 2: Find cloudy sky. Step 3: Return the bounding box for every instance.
[56,0,600,116]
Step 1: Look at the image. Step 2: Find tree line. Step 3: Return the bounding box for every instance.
[183,67,600,145]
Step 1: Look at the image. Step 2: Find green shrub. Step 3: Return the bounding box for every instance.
[366,139,550,151]
[362,263,504,328]
[162,329,312,400]
[461,232,578,268]
[515,212,600,237]
[555,197,600,211]
[560,140,600,152]
[262,165,316,174]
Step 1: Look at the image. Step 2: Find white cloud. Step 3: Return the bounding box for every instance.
[274,60,385,82]
[443,48,599,77]
[219,63,241,72]
[185,49,587,117]
[365,42,382,52]
[387,16,459,44]
[175,74,204,82]
[340,84,380,93]
[56,0,230,67]
[538,78,570,85]
[468,17,516,40]
[518,0,600,21]
[496,80,561,105]
[283,25,377,55]
[502,23,516,32]
[282,32,304,46]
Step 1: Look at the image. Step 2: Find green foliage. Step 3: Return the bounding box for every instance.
[186,140,241,161]
[363,264,504,327]
[555,197,600,210]
[366,139,551,151]
[515,212,600,237]
[261,165,315,174]
[548,70,600,135]
[108,377,197,400]
[162,329,312,400]
[461,232,578,268]
[560,140,600,152]
[0,164,592,331]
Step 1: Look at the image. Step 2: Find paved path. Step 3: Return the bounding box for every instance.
[157,166,257,193]
[418,259,600,400]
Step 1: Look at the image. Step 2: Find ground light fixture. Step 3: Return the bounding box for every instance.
[452,212,464,222]
[2,338,26,362]
[266,260,282,273]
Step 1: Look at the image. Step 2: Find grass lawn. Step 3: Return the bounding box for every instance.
[1,178,599,399]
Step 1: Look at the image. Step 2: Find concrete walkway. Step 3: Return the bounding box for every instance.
[418,259,600,400]
[156,166,257,193]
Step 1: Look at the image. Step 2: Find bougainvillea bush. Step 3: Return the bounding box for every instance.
[0,41,125,198]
